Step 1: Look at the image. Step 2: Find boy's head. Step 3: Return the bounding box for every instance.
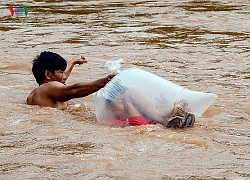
[32,51,67,85]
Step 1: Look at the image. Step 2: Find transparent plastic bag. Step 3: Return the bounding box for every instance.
[94,68,218,126]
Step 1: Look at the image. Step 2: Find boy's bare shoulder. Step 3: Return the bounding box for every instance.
[26,88,36,105]
[26,81,64,105]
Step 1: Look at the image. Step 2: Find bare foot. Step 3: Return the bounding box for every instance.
[170,101,189,118]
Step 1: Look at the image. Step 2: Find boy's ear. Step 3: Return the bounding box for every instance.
[44,70,51,80]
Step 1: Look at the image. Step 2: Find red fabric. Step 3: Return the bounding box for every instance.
[128,116,155,126]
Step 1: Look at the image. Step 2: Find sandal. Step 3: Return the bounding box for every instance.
[166,113,195,129]
[183,113,195,128]
[166,116,184,128]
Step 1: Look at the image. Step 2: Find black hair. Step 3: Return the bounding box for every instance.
[32,51,67,85]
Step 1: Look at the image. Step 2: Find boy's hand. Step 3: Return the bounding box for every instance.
[106,74,115,82]
[72,55,88,65]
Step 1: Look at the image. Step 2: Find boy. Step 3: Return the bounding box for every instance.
[27,51,114,109]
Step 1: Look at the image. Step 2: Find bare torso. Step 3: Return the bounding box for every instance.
[26,82,68,110]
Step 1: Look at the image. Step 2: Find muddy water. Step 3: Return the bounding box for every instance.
[0,0,249,179]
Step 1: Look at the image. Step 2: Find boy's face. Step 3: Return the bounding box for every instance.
[50,69,67,84]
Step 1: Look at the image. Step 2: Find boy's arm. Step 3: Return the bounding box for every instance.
[65,55,88,79]
[46,75,115,102]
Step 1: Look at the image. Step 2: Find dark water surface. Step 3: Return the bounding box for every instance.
[0,0,249,179]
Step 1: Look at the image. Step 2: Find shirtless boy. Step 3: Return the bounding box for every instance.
[27,51,114,109]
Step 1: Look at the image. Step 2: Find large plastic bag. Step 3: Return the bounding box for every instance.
[94,68,217,126]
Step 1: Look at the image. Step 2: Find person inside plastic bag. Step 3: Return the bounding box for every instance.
[104,80,195,128]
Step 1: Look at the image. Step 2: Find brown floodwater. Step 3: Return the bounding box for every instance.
[0,0,249,179]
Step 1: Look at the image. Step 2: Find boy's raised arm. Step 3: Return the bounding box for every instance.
[65,55,88,79]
